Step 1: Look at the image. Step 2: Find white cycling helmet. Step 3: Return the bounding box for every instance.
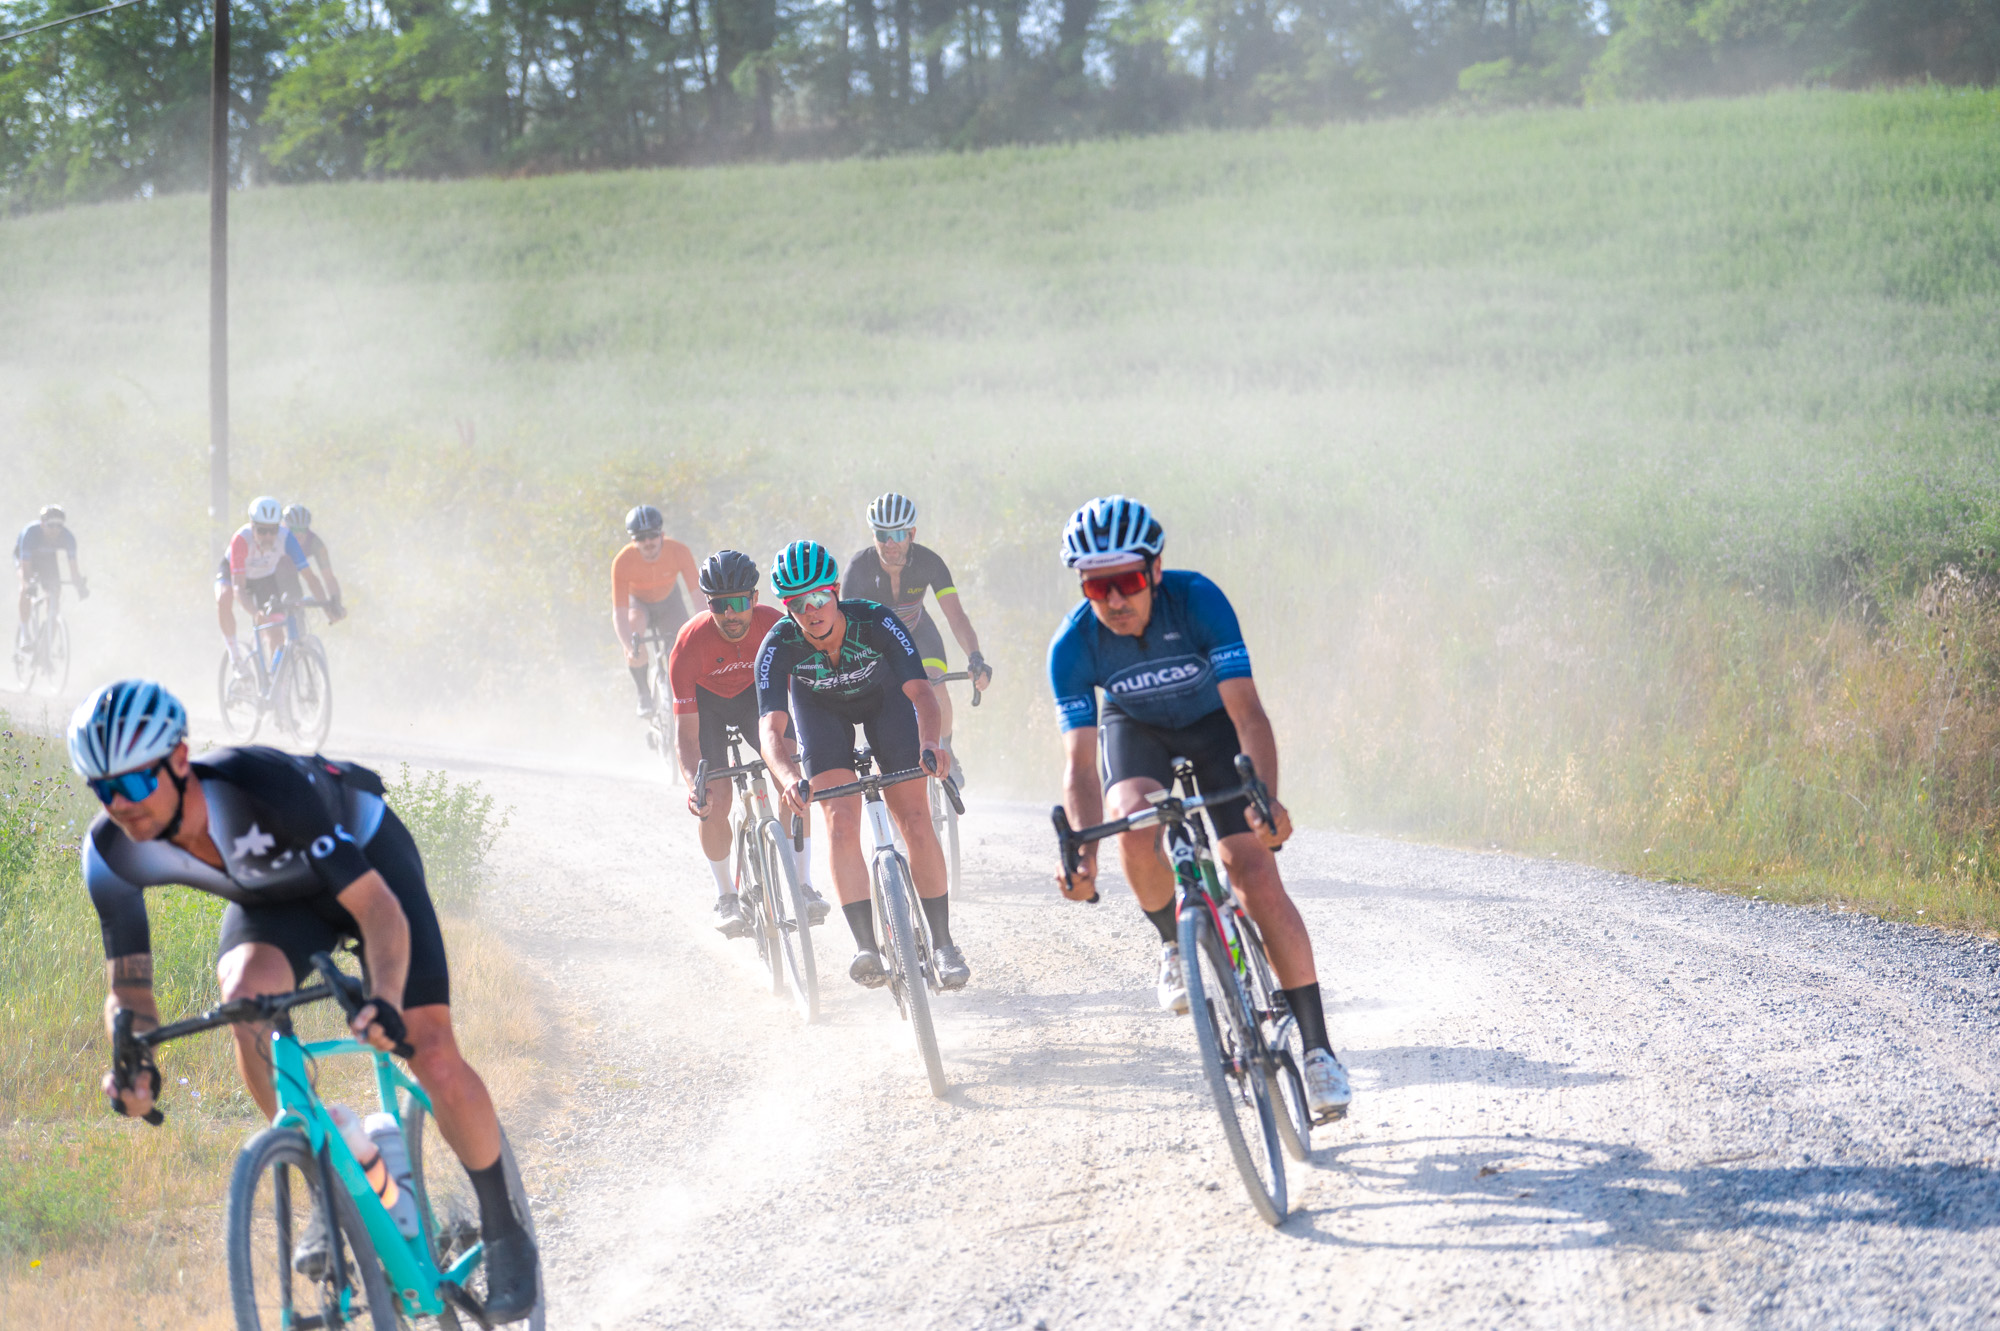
[1061,495,1164,570]
[867,492,917,531]
[69,680,188,780]
[248,495,283,526]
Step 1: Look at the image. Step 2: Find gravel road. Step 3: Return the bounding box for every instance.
[230,738,2000,1328]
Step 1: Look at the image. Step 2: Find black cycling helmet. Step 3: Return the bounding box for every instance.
[698,550,761,597]
[625,504,665,538]
[39,504,65,523]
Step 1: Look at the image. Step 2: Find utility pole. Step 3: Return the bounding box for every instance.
[208,0,229,554]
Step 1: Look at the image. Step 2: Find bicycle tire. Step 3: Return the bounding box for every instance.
[285,637,334,747]
[218,649,264,742]
[1238,912,1313,1161]
[1180,906,1288,1224]
[227,1125,398,1331]
[761,820,820,1023]
[10,606,30,688]
[742,814,785,997]
[43,614,68,694]
[403,1098,546,1331]
[880,854,947,1098]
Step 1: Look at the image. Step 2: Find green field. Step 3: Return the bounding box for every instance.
[2,88,1998,921]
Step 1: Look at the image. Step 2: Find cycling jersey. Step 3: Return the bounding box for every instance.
[612,539,701,608]
[755,600,928,717]
[1047,570,1254,733]
[669,605,782,713]
[14,521,75,565]
[227,525,309,582]
[842,544,956,633]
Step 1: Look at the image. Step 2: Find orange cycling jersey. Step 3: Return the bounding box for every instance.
[612,539,701,608]
[669,604,783,712]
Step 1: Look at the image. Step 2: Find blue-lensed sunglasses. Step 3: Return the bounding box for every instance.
[89,763,163,806]
[874,527,913,543]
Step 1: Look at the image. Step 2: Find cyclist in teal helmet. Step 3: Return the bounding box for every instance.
[755,541,971,991]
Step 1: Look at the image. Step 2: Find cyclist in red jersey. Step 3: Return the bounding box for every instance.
[670,551,830,936]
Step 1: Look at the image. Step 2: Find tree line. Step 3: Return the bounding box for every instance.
[1,0,1995,208]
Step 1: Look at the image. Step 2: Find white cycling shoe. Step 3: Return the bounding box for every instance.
[1157,944,1190,1014]
[1303,1048,1352,1122]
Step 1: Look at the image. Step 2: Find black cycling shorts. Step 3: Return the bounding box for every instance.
[22,555,61,592]
[242,573,284,615]
[792,687,922,779]
[639,591,688,643]
[216,808,452,1009]
[696,685,761,770]
[910,613,947,674]
[1099,704,1252,840]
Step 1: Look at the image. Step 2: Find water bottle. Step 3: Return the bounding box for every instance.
[364,1113,423,1239]
[327,1105,421,1238]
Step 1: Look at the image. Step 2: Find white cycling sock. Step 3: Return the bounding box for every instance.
[708,856,732,898]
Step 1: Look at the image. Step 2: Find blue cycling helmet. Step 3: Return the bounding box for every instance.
[770,541,839,596]
[69,680,188,780]
[1062,495,1164,570]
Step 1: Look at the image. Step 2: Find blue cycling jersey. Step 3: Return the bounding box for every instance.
[1047,569,1253,733]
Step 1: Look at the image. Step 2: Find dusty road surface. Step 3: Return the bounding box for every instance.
[320,739,2000,1331]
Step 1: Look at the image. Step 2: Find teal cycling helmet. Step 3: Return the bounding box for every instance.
[770,541,839,596]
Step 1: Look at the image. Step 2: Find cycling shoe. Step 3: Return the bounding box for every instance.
[934,944,971,991]
[479,1228,540,1323]
[803,888,832,927]
[713,891,751,938]
[1303,1048,1352,1122]
[849,949,890,988]
[1157,943,1189,1014]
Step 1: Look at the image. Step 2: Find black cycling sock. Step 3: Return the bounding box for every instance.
[920,893,953,949]
[465,1158,525,1241]
[842,900,878,952]
[1143,902,1178,945]
[628,665,651,702]
[1281,983,1333,1055]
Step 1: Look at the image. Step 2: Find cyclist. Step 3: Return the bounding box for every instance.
[275,503,347,623]
[220,496,329,655]
[1046,495,1351,1122]
[842,492,992,778]
[612,504,701,717]
[669,549,829,935]
[69,680,538,1320]
[754,541,970,991]
[14,503,87,641]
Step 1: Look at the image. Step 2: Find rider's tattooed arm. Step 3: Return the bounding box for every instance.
[104,953,160,1034]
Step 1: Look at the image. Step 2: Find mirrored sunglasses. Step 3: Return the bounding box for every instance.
[874,528,913,543]
[784,587,839,611]
[708,594,753,614]
[1081,568,1151,601]
[89,764,162,806]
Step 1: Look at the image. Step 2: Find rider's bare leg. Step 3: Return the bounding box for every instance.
[696,779,735,862]
[1216,831,1316,988]
[811,772,867,905]
[884,779,948,899]
[218,942,294,1119]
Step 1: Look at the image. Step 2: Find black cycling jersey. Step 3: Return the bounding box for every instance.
[754,599,928,718]
[842,545,955,634]
[84,747,389,959]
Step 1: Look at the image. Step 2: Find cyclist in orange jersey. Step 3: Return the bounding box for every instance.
[612,505,702,716]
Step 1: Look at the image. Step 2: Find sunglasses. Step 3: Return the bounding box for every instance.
[874,528,913,543]
[708,594,753,614]
[784,587,839,611]
[89,763,163,807]
[253,524,280,537]
[1081,568,1152,601]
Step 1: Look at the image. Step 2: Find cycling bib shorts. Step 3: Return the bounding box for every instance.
[1099,704,1252,839]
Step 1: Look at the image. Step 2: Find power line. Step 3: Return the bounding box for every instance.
[0,0,154,44]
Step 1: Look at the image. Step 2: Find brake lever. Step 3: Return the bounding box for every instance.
[310,953,414,1058]
[1232,753,1283,855]
[1050,806,1100,904]
[112,1008,165,1126]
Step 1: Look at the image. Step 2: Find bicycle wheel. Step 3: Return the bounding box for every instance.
[403,1098,546,1331]
[879,854,947,1098]
[761,819,820,1023]
[41,615,68,694]
[285,638,334,747]
[227,1125,398,1331]
[741,815,784,997]
[1180,905,1288,1224]
[1238,912,1312,1161]
[218,649,264,741]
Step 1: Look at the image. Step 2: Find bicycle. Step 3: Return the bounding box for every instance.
[219,596,334,747]
[693,725,820,1023]
[636,626,674,761]
[1052,754,1313,1225]
[928,671,983,900]
[12,574,79,695]
[810,748,965,1098]
[117,952,541,1329]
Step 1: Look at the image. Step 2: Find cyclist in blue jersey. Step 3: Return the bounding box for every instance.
[755,540,971,991]
[15,504,87,641]
[1047,495,1350,1122]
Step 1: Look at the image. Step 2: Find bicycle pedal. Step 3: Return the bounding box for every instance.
[439,1280,497,1329]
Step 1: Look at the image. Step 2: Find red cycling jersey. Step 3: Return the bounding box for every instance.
[668,605,783,713]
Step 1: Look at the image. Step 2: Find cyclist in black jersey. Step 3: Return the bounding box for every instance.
[843,492,991,779]
[69,680,538,1321]
[755,540,971,990]
[16,504,87,637]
